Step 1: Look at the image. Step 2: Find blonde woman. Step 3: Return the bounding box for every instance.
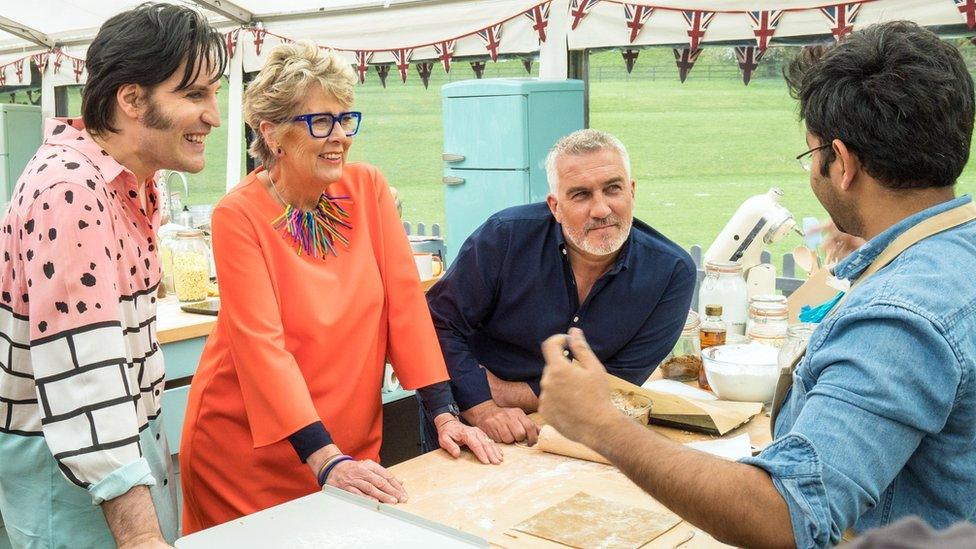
[179,43,500,533]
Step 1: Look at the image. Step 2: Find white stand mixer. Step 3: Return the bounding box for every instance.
[704,188,801,296]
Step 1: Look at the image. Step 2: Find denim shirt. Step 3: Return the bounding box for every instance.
[742,195,976,548]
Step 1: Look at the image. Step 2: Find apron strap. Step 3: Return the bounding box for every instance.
[769,202,976,436]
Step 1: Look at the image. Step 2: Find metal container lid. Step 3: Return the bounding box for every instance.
[705,304,724,316]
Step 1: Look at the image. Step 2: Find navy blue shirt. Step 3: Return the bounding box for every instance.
[427,202,696,411]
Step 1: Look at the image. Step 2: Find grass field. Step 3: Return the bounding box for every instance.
[14,48,976,260]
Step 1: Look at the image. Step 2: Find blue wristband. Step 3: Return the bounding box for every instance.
[318,455,354,487]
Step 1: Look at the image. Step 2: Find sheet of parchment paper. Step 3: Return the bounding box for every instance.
[512,492,680,549]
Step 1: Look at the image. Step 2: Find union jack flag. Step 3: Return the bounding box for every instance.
[53,52,63,74]
[956,0,976,29]
[570,0,601,31]
[623,4,654,44]
[72,58,85,83]
[355,51,373,84]
[0,69,6,87]
[682,10,715,50]
[820,3,861,41]
[747,10,783,53]
[470,61,486,79]
[13,59,24,83]
[433,40,456,73]
[673,47,702,83]
[524,2,552,44]
[734,46,764,85]
[622,48,639,74]
[416,62,434,89]
[375,64,390,88]
[392,49,413,83]
[225,29,239,59]
[251,28,268,56]
[477,24,503,62]
[31,53,49,73]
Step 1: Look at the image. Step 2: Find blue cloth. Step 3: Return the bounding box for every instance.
[742,195,976,549]
[426,202,696,411]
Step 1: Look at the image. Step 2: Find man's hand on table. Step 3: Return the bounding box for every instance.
[433,413,504,464]
[461,400,539,445]
[539,328,621,447]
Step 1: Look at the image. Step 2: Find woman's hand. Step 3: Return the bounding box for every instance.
[434,414,504,465]
[326,459,408,504]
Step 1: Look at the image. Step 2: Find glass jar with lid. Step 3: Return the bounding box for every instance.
[746,294,789,348]
[777,323,817,373]
[660,310,702,382]
[698,260,748,335]
[171,230,211,302]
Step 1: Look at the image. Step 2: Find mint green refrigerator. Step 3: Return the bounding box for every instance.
[0,104,43,213]
[441,79,584,262]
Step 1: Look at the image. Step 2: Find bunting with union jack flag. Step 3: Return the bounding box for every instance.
[820,3,861,41]
[477,24,503,61]
[524,2,552,44]
[433,40,456,73]
[72,58,85,83]
[355,51,373,84]
[416,62,433,89]
[251,28,268,56]
[570,0,602,31]
[392,48,413,83]
[955,0,976,29]
[13,59,24,83]
[375,64,390,88]
[622,48,639,73]
[734,46,763,85]
[225,29,240,59]
[470,61,487,79]
[31,53,49,74]
[623,4,654,44]
[673,47,702,83]
[682,10,715,50]
[747,10,783,53]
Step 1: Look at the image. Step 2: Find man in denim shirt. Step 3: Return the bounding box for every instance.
[536,22,976,548]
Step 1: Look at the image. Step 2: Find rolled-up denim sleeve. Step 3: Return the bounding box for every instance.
[741,434,833,548]
[742,304,960,549]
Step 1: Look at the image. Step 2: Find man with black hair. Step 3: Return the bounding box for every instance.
[0,3,225,547]
[538,21,976,549]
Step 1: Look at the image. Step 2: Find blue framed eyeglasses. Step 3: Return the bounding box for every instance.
[292,111,362,138]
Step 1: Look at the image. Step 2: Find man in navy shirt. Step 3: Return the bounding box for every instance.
[426,129,696,445]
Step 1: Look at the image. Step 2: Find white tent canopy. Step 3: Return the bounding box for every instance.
[0,0,972,188]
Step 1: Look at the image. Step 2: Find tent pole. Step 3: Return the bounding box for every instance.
[226,38,244,191]
[40,64,55,119]
[539,0,569,80]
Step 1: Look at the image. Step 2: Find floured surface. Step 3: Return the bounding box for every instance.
[513,492,680,549]
[389,445,733,547]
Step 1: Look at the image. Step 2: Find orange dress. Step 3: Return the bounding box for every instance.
[179,163,448,533]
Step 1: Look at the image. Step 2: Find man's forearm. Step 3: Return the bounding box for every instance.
[101,485,167,547]
[486,372,539,412]
[589,414,795,549]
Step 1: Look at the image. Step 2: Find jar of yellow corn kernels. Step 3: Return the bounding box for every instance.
[171,230,211,302]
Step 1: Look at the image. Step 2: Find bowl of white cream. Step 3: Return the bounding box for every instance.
[701,343,780,402]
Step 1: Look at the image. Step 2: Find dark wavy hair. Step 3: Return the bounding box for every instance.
[81,2,227,135]
[785,21,974,189]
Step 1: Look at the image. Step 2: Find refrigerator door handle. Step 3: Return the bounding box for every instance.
[442,153,465,163]
[443,176,465,186]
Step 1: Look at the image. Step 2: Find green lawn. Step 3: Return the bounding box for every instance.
[11,47,976,261]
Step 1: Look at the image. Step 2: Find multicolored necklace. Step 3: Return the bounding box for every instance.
[267,170,352,258]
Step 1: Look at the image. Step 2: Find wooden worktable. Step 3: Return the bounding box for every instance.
[390,413,770,548]
[156,297,218,344]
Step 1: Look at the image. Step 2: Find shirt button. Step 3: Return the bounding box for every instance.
[573,316,579,323]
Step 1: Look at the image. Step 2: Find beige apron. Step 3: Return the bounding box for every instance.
[769,202,976,436]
